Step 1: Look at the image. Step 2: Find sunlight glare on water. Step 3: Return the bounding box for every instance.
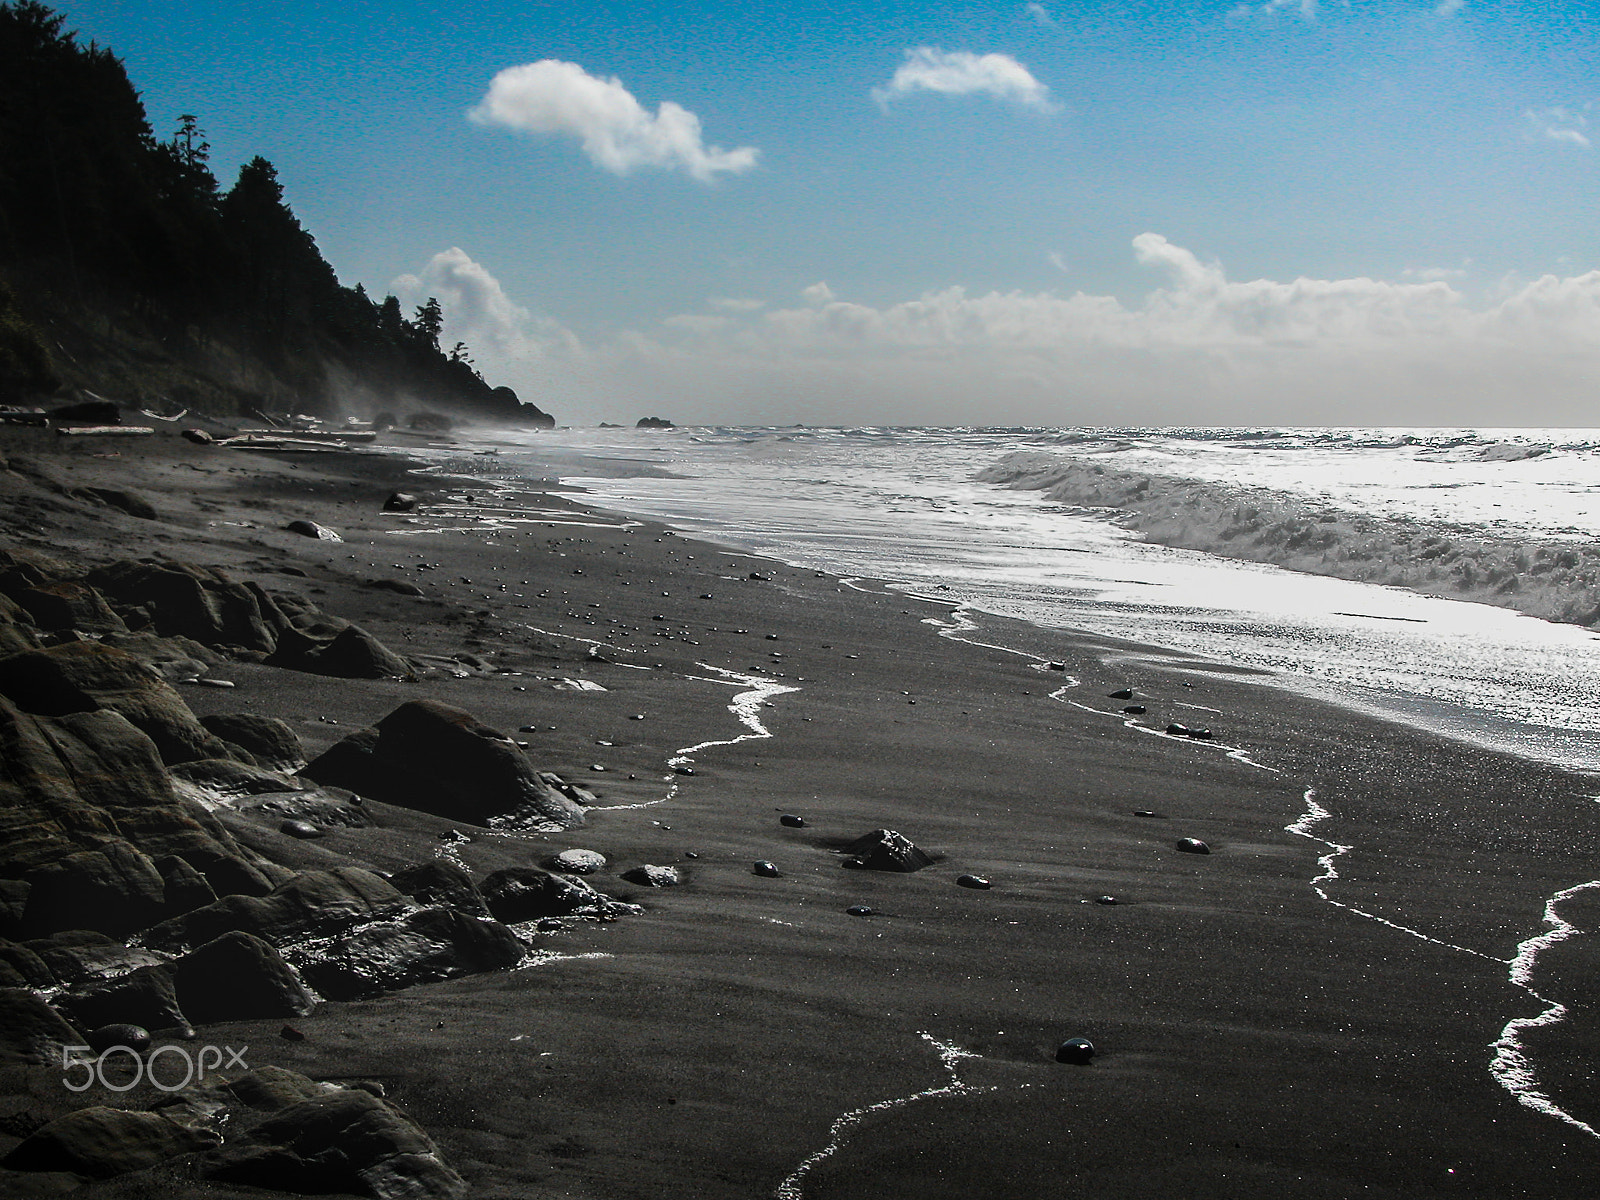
[464,425,1600,774]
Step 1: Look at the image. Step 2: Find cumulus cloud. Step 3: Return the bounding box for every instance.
[1525,106,1590,148]
[392,248,583,407]
[469,60,758,182]
[872,47,1057,112]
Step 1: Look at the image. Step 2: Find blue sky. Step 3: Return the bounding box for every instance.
[58,0,1600,426]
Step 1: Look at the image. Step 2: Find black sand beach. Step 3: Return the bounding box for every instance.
[3,423,1600,1198]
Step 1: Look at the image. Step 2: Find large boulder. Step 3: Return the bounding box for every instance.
[298,906,525,1000]
[141,867,405,953]
[54,963,194,1037]
[480,867,604,922]
[4,580,127,634]
[0,641,233,764]
[0,986,84,1065]
[19,839,168,938]
[0,696,274,904]
[3,1105,217,1178]
[275,623,411,679]
[388,860,489,916]
[199,713,304,769]
[204,1086,466,1198]
[303,699,584,829]
[169,931,316,1024]
[86,559,286,653]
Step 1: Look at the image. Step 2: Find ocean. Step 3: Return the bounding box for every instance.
[435,425,1600,777]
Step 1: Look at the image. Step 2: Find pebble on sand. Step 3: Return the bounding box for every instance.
[779,814,807,828]
[1055,1038,1096,1065]
[1175,838,1211,854]
[1108,688,1135,700]
[846,905,874,917]
[551,849,607,874]
[955,874,992,890]
[752,861,781,877]
[88,1023,151,1053]
[284,519,342,542]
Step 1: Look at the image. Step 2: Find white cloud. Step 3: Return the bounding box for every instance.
[392,248,583,409]
[1024,3,1057,26]
[469,60,758,182]
[1229,0,1318,19]
[1525,106,1591,148]
[872,47,1057,112]
[709,296,766,313]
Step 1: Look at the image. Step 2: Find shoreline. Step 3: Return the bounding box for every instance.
[3,423,1600,1197]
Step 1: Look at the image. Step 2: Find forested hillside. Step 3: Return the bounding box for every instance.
[0,1,553,425]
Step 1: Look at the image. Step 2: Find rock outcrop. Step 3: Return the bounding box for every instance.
[304,699,585,828]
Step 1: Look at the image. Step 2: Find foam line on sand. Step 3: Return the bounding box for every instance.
[773,1033,998,1200]
[1287,788,1600,1138]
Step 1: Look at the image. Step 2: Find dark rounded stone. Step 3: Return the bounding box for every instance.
[1122,705,1146,714]
[1176,838,1211,854]
[845,905,873,917]
[752,861,780,878]
[1187,728,1214,740]
[779,814,807,828]
[955,874,992,890]
[1093,895,1119,905]
[1108,688,1135,700]
[1133,809,1164,818]
[88,1023,151,1053]
[1165,722,1189,736]
[1056,1037,1096,1065]
[279,819,324,839]
[673,765,696,776]
[1047,662,1067,671]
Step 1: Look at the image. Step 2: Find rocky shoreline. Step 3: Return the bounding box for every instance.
[3,422,1600,1198]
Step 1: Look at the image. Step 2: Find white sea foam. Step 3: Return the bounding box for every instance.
[774,1033,995,1200]
[1285,788,1600,1138]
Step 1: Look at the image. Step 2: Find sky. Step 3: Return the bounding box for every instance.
[56,0,1600,427]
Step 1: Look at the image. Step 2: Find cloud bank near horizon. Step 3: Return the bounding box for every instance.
[402,242,1600,427]
[470,60,758,182]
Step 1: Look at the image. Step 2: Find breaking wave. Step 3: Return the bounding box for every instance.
[977,450,1600,629]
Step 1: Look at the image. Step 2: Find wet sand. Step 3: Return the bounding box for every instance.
[4,424,1600,1198]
